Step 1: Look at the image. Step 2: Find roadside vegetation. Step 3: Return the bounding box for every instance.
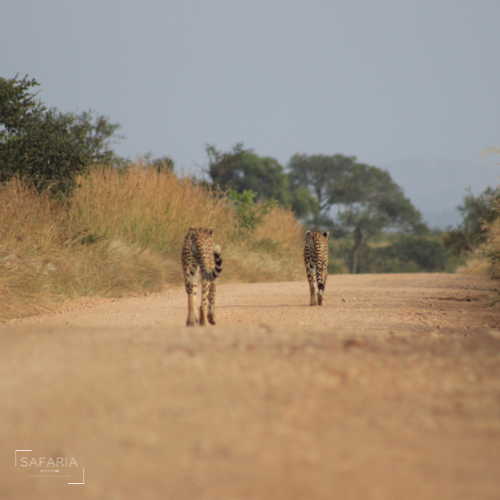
[444,149,500,280]
[0,166,303,320]
[1,74,498,319]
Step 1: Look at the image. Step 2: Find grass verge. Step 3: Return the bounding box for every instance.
[0,165,304,321]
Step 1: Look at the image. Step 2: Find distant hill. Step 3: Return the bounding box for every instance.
[380,158,500,229]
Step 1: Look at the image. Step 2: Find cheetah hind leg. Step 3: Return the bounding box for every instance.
[186,289,199,326]
[185,273,199,326]
[307,265,317,306]
[199,279,209,326]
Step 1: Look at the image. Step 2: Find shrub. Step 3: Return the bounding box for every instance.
[0,75,122,198]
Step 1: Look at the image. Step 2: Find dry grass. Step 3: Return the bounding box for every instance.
[224,206,305,283]
[458,198,500,278]
[0,179,64,318]
[480,206,500,279]
[0,165,305,321]
[456,256,491,276]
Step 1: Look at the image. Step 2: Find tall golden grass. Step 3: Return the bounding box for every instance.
[473,200,500,279]
[0,165,305,321]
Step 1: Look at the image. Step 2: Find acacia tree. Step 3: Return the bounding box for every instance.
[288,153,426,273]
[335,163,426,273]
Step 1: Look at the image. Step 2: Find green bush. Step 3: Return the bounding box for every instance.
[0,75,122,198]
[331,233,461,274]
[226,189,277,234]
[444,187,500,255]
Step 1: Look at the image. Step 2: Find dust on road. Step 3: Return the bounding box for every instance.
[1,274,500,500]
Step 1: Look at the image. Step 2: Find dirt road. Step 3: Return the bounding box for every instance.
[2,274,500,500]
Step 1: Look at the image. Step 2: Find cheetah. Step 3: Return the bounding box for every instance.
[181,227,223,326]
[304,230,329,306]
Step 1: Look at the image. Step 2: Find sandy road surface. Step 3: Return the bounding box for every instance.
[1,274,500,500]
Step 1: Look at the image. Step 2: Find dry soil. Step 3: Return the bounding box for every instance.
[1,274,500,500]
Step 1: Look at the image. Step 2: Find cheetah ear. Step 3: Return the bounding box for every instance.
[208,227,214,235]
[188,227,196,231]
[306,231,311,235]
[323,231,329,238]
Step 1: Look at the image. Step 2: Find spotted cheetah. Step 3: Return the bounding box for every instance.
[181,227,223,326]
[304,230,329,306]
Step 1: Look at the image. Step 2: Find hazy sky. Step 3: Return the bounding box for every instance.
[2,0,500,175]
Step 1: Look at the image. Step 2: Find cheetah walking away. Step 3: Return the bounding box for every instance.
[181,227,223,326]
[304,230,329,306]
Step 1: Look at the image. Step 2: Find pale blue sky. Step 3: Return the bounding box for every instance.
[2,0,500,223]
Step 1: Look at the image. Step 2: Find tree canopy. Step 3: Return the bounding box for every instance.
[334,163,426,273]
[206,147,426,272]
[288,154,426,273]
[0,75,122,197]
[288,153,356,220]
[207,143,290,203]
[206,143,318,218]
[65,110,124,164]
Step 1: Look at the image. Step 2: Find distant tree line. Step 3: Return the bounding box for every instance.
[1,74,483,274]
[205,143,442,273]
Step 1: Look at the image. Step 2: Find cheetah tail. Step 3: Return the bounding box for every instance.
[213,245,223,276]
[201,245,223,282]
